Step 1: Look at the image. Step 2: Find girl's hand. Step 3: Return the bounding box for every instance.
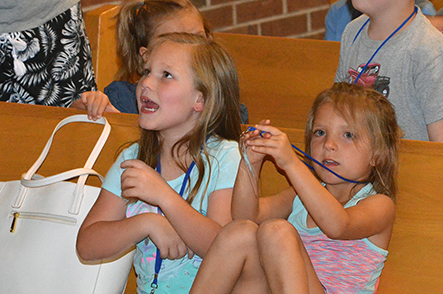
[241,120,271,166]
[148,214,194,260]
[71,91,120,121]
[120,159,171,206]
[245,124,298,171]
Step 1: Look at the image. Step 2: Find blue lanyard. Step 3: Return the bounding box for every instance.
[352,6,417,84]
[150,158,195,293]
[245,127,365,184]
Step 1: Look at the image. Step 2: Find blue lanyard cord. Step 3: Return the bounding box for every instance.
[244,127,365,184]
[352,6,418,84]
[151,159,195,293]
[290,142,364,184]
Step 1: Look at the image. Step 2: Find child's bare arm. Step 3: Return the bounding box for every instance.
[232,123,296,223]
[76,189,189,261]
[279,150,394,247]
[151,185,233,258]
[427,119,443,142]
[231,157,262,221]
[119,159,230,258]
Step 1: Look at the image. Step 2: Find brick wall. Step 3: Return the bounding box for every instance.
[199,0,329,39]
[81,0,330,39]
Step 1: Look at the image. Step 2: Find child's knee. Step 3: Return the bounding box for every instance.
[256,219,299,248]
[218,219,259,247]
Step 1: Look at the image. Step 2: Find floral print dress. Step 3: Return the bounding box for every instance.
[0,3,96,106]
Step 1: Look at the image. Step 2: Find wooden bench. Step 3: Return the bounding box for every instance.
[83,5,341,130]
[2,102,443,293]
[432,0,443,11]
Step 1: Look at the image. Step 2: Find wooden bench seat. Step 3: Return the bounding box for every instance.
[2,102,443,293]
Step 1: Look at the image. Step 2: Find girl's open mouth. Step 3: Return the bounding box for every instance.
[323,159,339,166]
[140,98,159,112]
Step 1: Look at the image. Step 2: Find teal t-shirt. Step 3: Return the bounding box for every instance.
[102,136,240,294]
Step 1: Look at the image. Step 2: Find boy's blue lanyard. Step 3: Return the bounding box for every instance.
[150,158,195,293]
[352,6,418,84]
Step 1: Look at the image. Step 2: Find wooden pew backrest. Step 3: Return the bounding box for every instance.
[215,34,340,129]
[377,139,443,293]
[84,4,120,93]
[84,5,341,130]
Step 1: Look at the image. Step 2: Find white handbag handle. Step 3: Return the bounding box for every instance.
[21,168,104,187]
[13,115,111,215]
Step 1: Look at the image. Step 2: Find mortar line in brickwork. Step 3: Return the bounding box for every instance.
[228,8,326,28]
[282,0,288,14]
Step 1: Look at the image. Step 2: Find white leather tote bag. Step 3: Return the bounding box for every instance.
[0,115,134,294]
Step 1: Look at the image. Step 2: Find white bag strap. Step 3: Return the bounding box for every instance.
[21,168,104,187]
[13,115,111,215]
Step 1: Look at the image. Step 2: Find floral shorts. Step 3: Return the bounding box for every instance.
[0,3,97,106]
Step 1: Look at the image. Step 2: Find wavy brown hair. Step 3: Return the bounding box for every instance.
[305,83,401,201]
[115,0,213,83]
[137,33,241,205]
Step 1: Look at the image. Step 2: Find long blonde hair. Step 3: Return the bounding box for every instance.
[305,83,401,200]
[116,0,213,83]
[138,33,241,205]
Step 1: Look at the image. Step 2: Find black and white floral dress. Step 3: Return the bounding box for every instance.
[0,3,97,107]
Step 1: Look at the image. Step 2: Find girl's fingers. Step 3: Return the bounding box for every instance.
[121,176,136,190]
[187,248,195,259]
[121,159,145,169]
[81,92,91,105]
[258,119,270,125]
[246,135,280,149]
[121,187,137,199]
[254,124,280,136]
[96,101,107,119]
[249,145,270,154]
